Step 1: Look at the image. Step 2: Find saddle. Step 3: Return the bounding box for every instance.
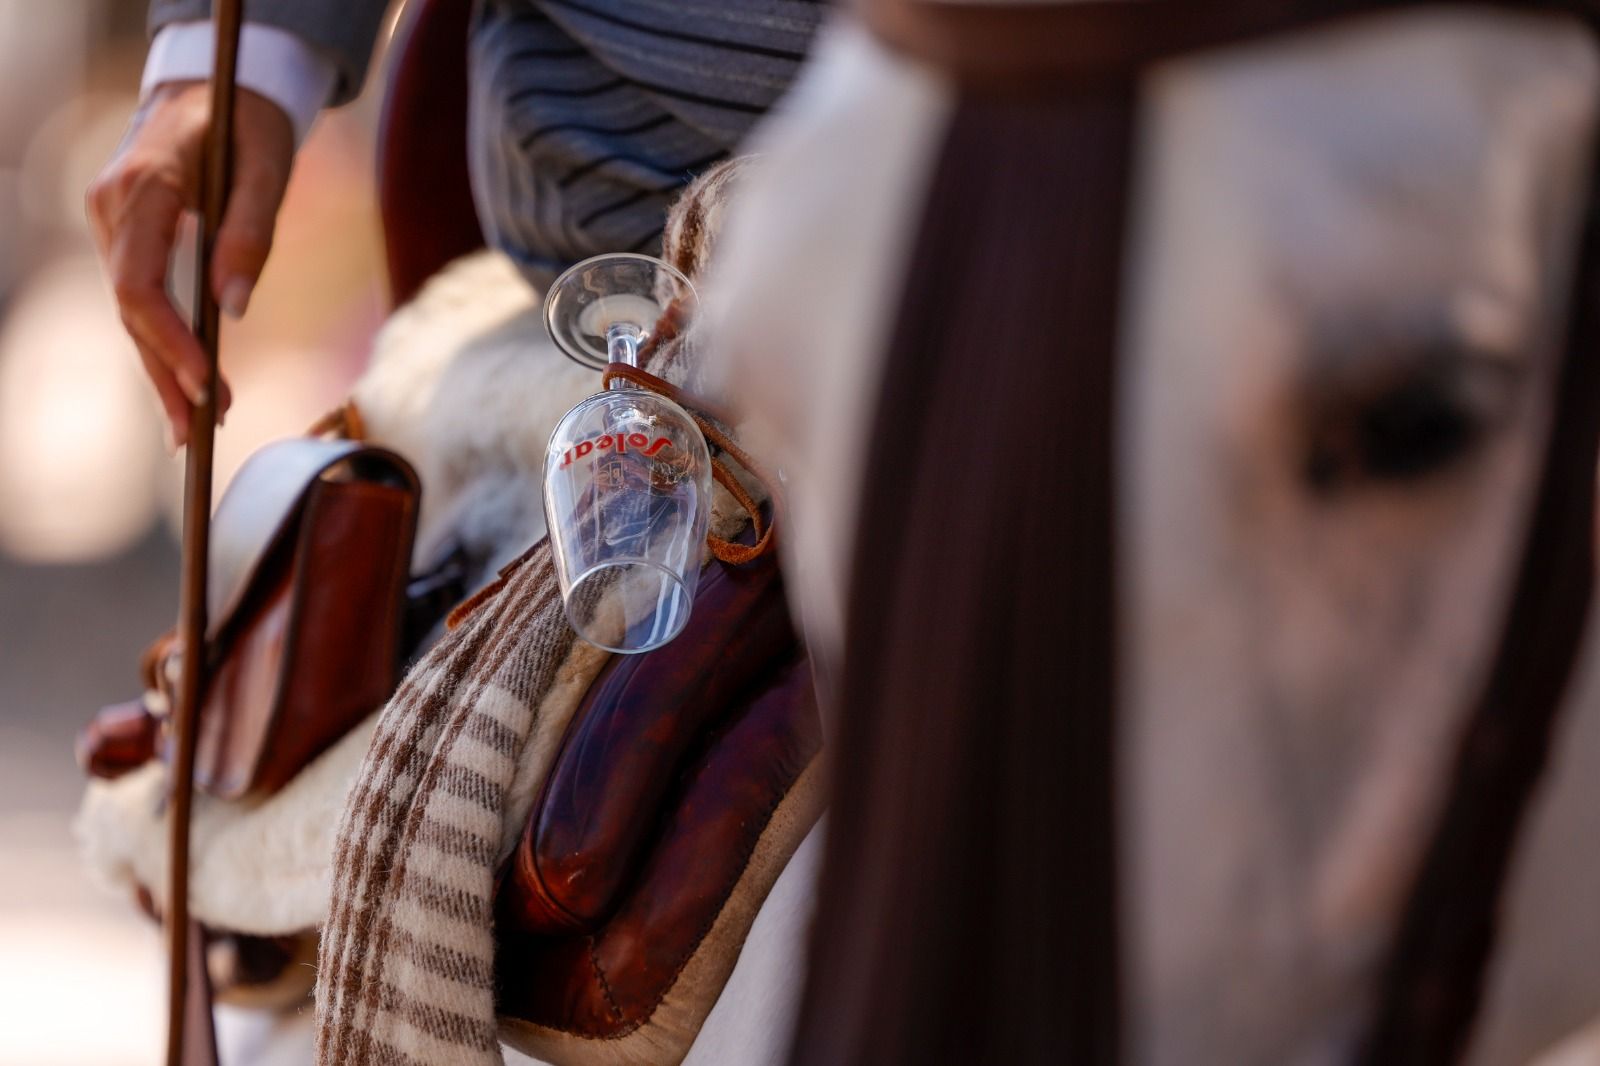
[78,425,820,1061]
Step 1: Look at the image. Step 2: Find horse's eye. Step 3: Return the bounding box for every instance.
[1299,316,1520,491]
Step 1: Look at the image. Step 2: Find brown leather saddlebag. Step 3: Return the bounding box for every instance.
[201,441,420,797]
[495,553,825,1060]
[82,438,423,800]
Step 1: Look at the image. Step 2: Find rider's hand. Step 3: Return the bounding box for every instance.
[87,82,295,449]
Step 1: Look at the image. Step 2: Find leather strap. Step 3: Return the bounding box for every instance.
[600,363,778,566]
[860,0,1389,89]
[1356,98,1600,1066]
[305,399,368,442]
[792,84,1134,1066]
[861,0,1600,90]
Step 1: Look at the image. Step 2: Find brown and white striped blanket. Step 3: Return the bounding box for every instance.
[313,533,586,1064]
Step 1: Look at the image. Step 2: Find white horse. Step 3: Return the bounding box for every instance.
[80,6,1600,1064]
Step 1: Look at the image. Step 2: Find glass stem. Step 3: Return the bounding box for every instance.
[606,323,643,390]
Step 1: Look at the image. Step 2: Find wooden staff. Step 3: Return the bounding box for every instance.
[167,2,244,1064]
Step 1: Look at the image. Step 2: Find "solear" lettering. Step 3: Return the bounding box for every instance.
[559,432,673,469]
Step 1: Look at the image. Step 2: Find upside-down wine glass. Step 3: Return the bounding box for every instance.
[541,253,711,653]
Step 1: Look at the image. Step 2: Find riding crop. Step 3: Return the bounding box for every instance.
[166,1,243,1062]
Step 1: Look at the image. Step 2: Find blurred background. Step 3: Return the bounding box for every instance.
[0,3,393,1061]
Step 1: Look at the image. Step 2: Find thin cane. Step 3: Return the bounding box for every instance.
[166,2,243,1064]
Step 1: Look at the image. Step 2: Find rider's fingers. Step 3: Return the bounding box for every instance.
[84,178,113,258]
[131,335,193,452]
[210,136,292,318]
[107,177,211,407]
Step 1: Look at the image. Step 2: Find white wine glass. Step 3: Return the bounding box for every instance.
[541,253,711,653]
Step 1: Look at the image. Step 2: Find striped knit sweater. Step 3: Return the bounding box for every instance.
[470,0,823,287]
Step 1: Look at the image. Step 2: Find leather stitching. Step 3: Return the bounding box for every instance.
[588,937,626,1027]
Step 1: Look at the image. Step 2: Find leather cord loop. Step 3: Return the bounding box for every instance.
[600,362,778,566]
[446,549,531,630]
[307,400,367,442]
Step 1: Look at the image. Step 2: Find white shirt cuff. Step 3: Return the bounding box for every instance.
[142,22,338,147]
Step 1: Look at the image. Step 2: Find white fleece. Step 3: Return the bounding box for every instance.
[353,251,597,583]
[75,714,377,934]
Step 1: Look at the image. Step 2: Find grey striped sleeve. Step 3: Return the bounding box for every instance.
[148,0,393,105]
[470,0,822,287]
